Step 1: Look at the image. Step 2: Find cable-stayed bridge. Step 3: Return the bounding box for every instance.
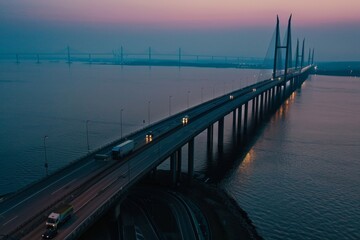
[0,16,315,240]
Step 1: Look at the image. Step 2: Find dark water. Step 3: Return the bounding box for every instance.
[0,62,260,194]
[222,75,360,239]
[1,63,359,239]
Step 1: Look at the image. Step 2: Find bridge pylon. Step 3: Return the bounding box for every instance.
[272,15,293,80]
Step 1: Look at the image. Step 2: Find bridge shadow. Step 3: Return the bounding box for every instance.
[200,89,300,185]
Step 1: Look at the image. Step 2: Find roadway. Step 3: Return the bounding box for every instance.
[0,67,311,239]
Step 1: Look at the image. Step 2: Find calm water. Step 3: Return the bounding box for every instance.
[222,75,360,239]
[1,63,359,239]
[0,62,259,194]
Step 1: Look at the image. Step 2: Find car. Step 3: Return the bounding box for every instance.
[42,226,58,239]
[182,115,189,125]
[145,131,153,143]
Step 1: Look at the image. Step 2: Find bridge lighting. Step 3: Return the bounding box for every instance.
[145,131,153,143]
[252,88,256,92]
[229,95,234,100]
[278,77,281,80]
[182,115,189,125]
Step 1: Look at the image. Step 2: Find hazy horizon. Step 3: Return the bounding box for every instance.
[1,0,359,62]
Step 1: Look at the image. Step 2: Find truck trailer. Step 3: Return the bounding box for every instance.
[112,140,134,159]
[46,204,73,229]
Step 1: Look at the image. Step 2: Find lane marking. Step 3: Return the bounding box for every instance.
[2,215,18,226]
[51,178,78,195]
[74,193,97,214]
[0,161,94,216]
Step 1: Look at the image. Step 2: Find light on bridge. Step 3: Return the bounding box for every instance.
[145,131,153,143]
[182,115,189,125]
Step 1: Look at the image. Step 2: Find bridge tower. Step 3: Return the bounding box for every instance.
[67,45,71,64]
[295,39,299,69]
[311,48,315,65]
[300,39,305,69]
[272,15,293,80]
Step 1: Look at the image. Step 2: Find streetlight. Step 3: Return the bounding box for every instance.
[120,109,124,138]
[43,135,48,176]
[148,101,151,125]
[169,96,172,116]
[187,91,191,109]
[86,120,90,152]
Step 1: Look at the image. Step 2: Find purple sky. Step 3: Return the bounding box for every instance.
[1,0,359,61]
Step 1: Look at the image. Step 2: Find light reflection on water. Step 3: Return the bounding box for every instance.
[221,75,360,239]
[1,63,359,239]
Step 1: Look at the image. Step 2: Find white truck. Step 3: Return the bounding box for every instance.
[112,140,134,159]
[46,204,73,229]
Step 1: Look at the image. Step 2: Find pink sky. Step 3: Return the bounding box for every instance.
[3,0,360,27]
[1,0,359,61]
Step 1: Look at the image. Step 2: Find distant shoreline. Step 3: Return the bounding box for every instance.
[1,58,359,77]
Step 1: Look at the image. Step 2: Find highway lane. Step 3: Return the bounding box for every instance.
[28,76,288,239]
[23,82,262,237]
[59,80,281,239]
[0,159,115,235]
[1,68,311,238]
[1,82,262,238]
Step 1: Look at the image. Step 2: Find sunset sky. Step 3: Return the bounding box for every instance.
[1,0,359,61]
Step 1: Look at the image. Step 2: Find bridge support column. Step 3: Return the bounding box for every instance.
[251,97,256,124]
[218,117,224,150]
[170,152,177,186]
[243,101,248,141]
[282,84,287,103]
[260,92,264,122]
[254,95,259,126]
[237,105,242,143]
[267,89,271,116]
[277,85,282,107]
[188,138,195,183]
[114,202,121,221]
[263,91,267,119]
[207,124,213,153]
[272,86,276,112]
[177,150,182,182]
[232,109,236,131]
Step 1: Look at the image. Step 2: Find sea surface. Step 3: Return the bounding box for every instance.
[222,74,360,239]
[0,62,260,194]
[0,62,359,239]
